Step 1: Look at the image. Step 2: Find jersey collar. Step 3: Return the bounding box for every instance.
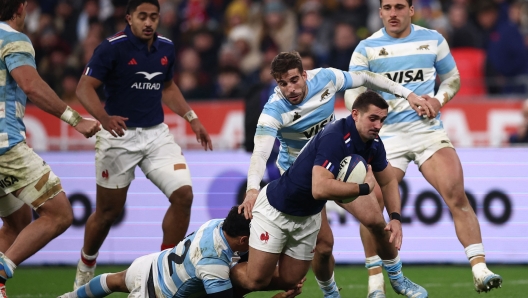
[125,25,159,51]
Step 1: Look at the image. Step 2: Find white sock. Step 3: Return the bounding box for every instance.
[368,273,384,294]
[315,272,338,293]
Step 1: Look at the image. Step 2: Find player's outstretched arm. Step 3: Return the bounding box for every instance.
[11,65,100,138]
[348,71,436,118]
[374,163,403,250]
[76,75,128,137]
[239,134,276,219]
[162,80,212,151]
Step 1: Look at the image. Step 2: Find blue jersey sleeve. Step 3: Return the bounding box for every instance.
[85,40,116,82]
[369,139,388,172]
[164,46,175,83]
[1,32,36,71]
[196,258,232,294]
[313,132,348,178]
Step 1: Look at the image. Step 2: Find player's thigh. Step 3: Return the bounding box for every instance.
[95,129,142,189]
[278,253,312,288]
[315,208,334,252]
[139,124,191,198]
[125,252,160,298]
[420,147,465,200]
[245,246,281,284]
[339,192,385,227]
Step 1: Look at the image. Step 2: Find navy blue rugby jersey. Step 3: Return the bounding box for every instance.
[266,116,389,216]
[83,25,175,127]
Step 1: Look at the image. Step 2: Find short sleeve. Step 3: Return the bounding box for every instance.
[164,46,175,82]
[313,132,348,178]
[256,100,284,137]
[1,32,36,71]
[196,258,232,294]
[84,41,116,81]
[325,68,353,92]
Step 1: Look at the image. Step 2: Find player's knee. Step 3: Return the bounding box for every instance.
[315,236,334,258]
[245,276,272,291]
[364,220,386,238]
[169,185,193,210]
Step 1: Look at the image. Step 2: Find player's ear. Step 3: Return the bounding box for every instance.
[352,109,359,121]
[126,14,132,25]
[16,2,25,16]
[239,235,249,246]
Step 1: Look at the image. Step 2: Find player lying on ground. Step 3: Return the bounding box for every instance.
[59,206,302,298]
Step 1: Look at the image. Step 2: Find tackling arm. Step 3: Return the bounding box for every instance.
[247,135,276,191]
[76,74,108,121]
[344,87,367,112]
[349,71,413,101]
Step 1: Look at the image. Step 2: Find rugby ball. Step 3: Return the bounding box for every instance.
[335,154,367,204]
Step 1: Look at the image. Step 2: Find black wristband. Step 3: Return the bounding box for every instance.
[390,212,401,222]
[358,183,370,196]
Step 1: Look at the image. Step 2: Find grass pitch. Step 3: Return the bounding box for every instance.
[6,264,526,297]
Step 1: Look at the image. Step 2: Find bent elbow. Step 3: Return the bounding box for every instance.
[312,187,325,200]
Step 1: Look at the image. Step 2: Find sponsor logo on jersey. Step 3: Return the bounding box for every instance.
[384,70,424,83]
[320,89,330,101]
[0,176,19,189]
[128,58,137,65]
[302,114,335,139]
[131,82,162,90]
[136,72,163,80]
[379,47,388,56]
[293,111,302,121]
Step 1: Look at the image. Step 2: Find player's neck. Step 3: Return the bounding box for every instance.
[5,18,23,32]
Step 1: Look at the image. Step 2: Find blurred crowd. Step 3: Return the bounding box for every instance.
[22,0,528,104]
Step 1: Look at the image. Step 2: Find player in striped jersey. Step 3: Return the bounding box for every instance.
[60,206,297,298]
[239,52,429,298]
[0,1,99,297]
[345,0,502,296]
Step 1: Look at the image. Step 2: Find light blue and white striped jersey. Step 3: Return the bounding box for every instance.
[256,68,353,171]
[0,22,35,155]
[152,219,238,297]
[349,24,457,135]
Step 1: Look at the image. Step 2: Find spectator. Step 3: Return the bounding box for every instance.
[476,0,528,94]
[326,22,358,70]
[214,66,245,99]
[447,3,484,48]
[509,99,528,143]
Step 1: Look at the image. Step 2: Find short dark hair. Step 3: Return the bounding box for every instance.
[351,90,389,112]
[379,0,412,7]
[126,0,160,14]
[270,51,304,80]
[0,0,25,21]
[222,206,251,238]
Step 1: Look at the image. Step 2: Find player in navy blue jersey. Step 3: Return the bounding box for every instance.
[231,91,426,297]
[72,0,212,290]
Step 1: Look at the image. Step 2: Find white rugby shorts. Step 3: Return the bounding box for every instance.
[0,142,59,216]
[382,129,455,172]
[125,252,163,298]
[249,185,322,261]
[95,123,192,197]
